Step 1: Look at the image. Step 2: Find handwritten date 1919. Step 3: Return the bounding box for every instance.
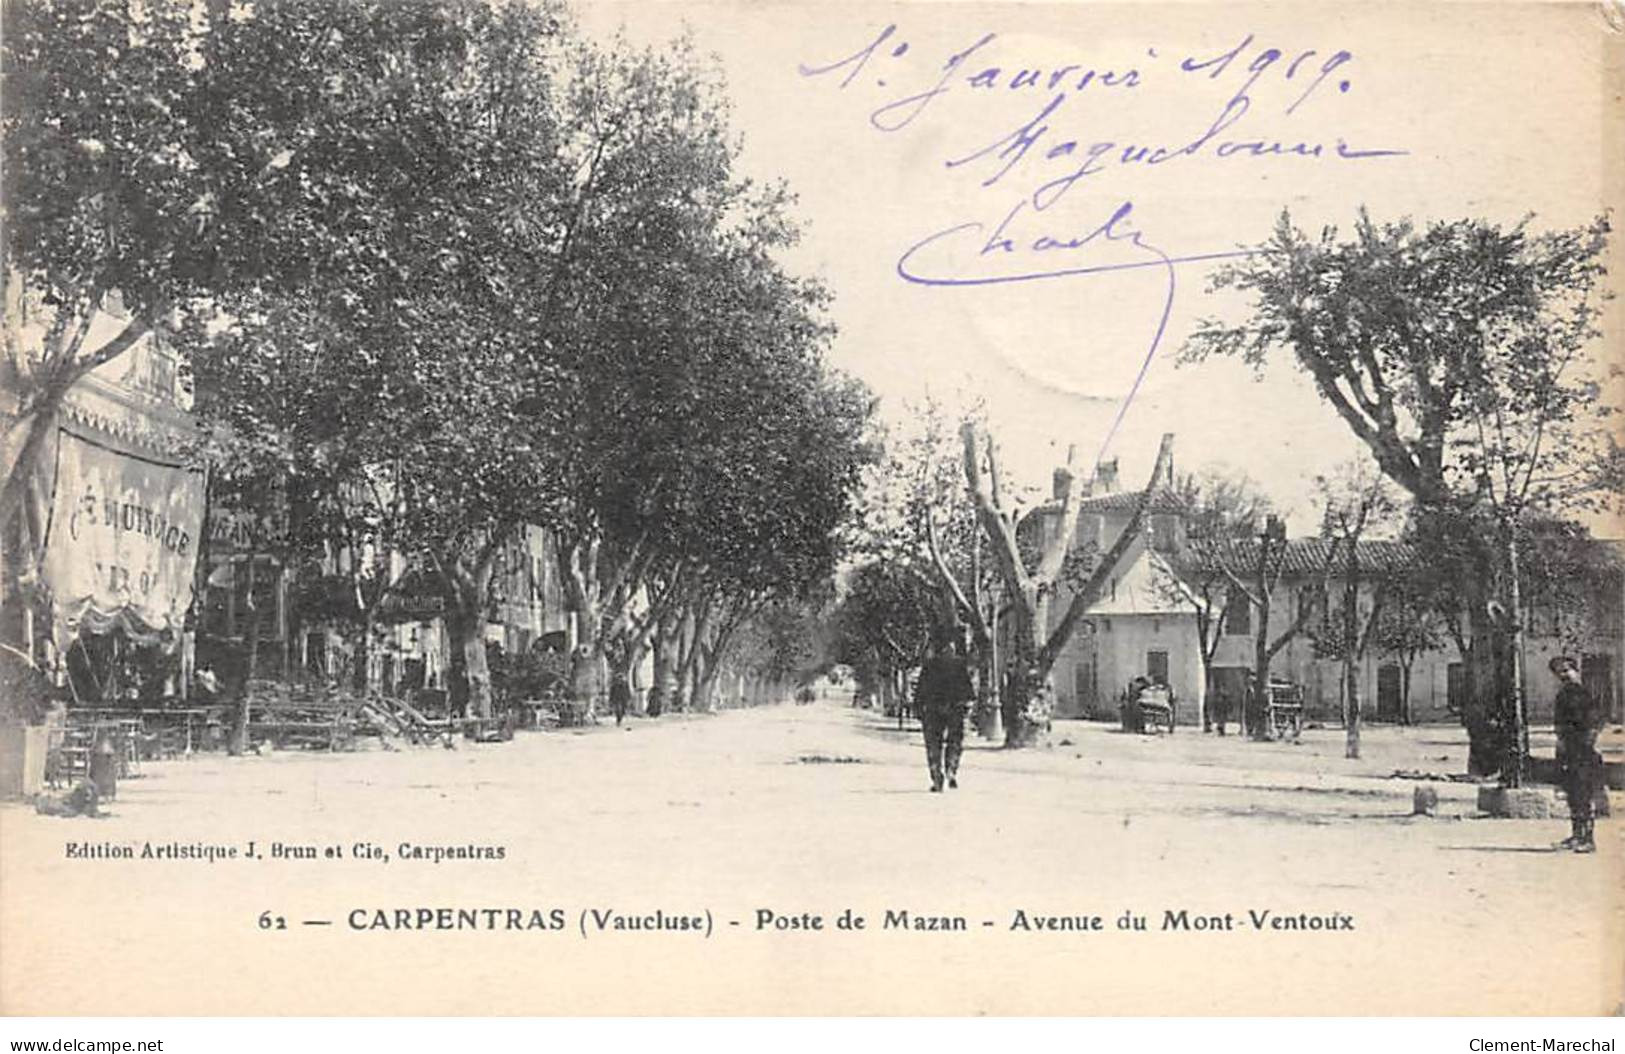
[800,25,1360,133]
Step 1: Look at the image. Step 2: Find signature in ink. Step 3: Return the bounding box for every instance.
[800,24,1407,456]
[897,198,1257,456]
[946,91,1406,211]
[897,198,1251,287]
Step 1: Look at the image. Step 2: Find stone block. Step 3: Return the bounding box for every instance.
[0,724,49,800]
[1476,785,1561,818]
[1412,785,1440,816]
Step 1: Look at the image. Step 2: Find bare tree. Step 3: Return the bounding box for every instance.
[1154,468,1273,731]
[1210,518,1339,739]
[1186,210,1620,780]
[1312,460,1402,758]
[958,426,1174,747]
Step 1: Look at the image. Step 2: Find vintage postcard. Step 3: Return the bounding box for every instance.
[1,0,1622,1018]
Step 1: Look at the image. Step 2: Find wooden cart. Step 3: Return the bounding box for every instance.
[1262,680,1305,741]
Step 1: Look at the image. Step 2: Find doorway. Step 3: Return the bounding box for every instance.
[1377,664,1402,722]
[1447,662,1467,716]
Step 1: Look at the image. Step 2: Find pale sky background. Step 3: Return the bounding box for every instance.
[582,1,1624,533]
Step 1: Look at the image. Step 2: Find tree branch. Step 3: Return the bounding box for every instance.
[960,422,1029,598]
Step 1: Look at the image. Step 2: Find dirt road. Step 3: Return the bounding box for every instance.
[2,701,1619,1014]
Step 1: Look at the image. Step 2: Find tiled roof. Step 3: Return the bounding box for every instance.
[1028,486,1190,518]
[1077,487,1190,514]
[1178,536,1625,577]
[1176,538,1415,577]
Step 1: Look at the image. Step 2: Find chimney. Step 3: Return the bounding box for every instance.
[1052,467,1072,502]
[1097,458,1119,494]
[1163,436,1175,487]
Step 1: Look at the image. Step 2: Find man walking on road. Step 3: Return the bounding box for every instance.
[609,670,632,727]
[915,626,976,793]
[1551,655,1605,853]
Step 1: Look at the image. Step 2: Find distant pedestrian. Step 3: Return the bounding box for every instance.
[915,626,975,793]
[1550,656,1604,853]
[609,670,632,727]
[1124,676,1150,734]
[1212,690,1232,736]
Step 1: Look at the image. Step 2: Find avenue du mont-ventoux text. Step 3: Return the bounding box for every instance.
[63,837,1356,937]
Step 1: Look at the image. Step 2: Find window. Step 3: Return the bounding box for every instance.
[1077,514,1104,551]
[1223,589,1251,636]
[1150,513,1181,552]
[1303,585,1329,628]
[1073,662,1096,704]
[1146,650,1169,685]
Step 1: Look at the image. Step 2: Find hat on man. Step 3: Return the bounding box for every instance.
[1548,655,1579,674]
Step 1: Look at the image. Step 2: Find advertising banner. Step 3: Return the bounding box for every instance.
[42,428,206,639]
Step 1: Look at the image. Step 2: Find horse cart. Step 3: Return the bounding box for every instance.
[1120,682,1177,734]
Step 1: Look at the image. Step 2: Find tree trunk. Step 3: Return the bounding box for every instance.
[691,605,717,713]
[671,607,700,713]
[973,644,1000,739]
[569,645,602,721]
[1250,599,1272,740]
[445,599,493,720]
[441,553,497,720]
[461,622,492,719]
[624,638,648,717]
[1460,608,1512,778]
[610,643,637,715]
[1001,664,1033,747]
[1344,659,1361,759]
[1504,529,1528,787]
[1001,595,1052,748]
[229,567,262,757]
[0,408,56,541]
[976,599,1002,739]
[650,620,677,717]
[355,609,376,695]
[695,655,722,712]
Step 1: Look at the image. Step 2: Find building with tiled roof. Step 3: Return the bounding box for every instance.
[1015,458,1624,730]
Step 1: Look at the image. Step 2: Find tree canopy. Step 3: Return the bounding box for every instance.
[1183,209,1619,776]
[4,0,874,717]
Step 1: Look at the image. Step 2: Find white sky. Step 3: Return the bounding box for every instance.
[580,1,1624,533]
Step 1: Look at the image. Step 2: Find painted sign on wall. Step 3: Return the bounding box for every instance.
[42,428,206,637]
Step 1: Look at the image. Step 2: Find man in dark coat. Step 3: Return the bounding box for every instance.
[1551,656,1605,853]
[915,627,976,793]
[609,670,632,727]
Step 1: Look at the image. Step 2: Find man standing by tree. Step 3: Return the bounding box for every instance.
[1550,656,1605,854]
[609,669,632,727]
[915,624,975,793]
